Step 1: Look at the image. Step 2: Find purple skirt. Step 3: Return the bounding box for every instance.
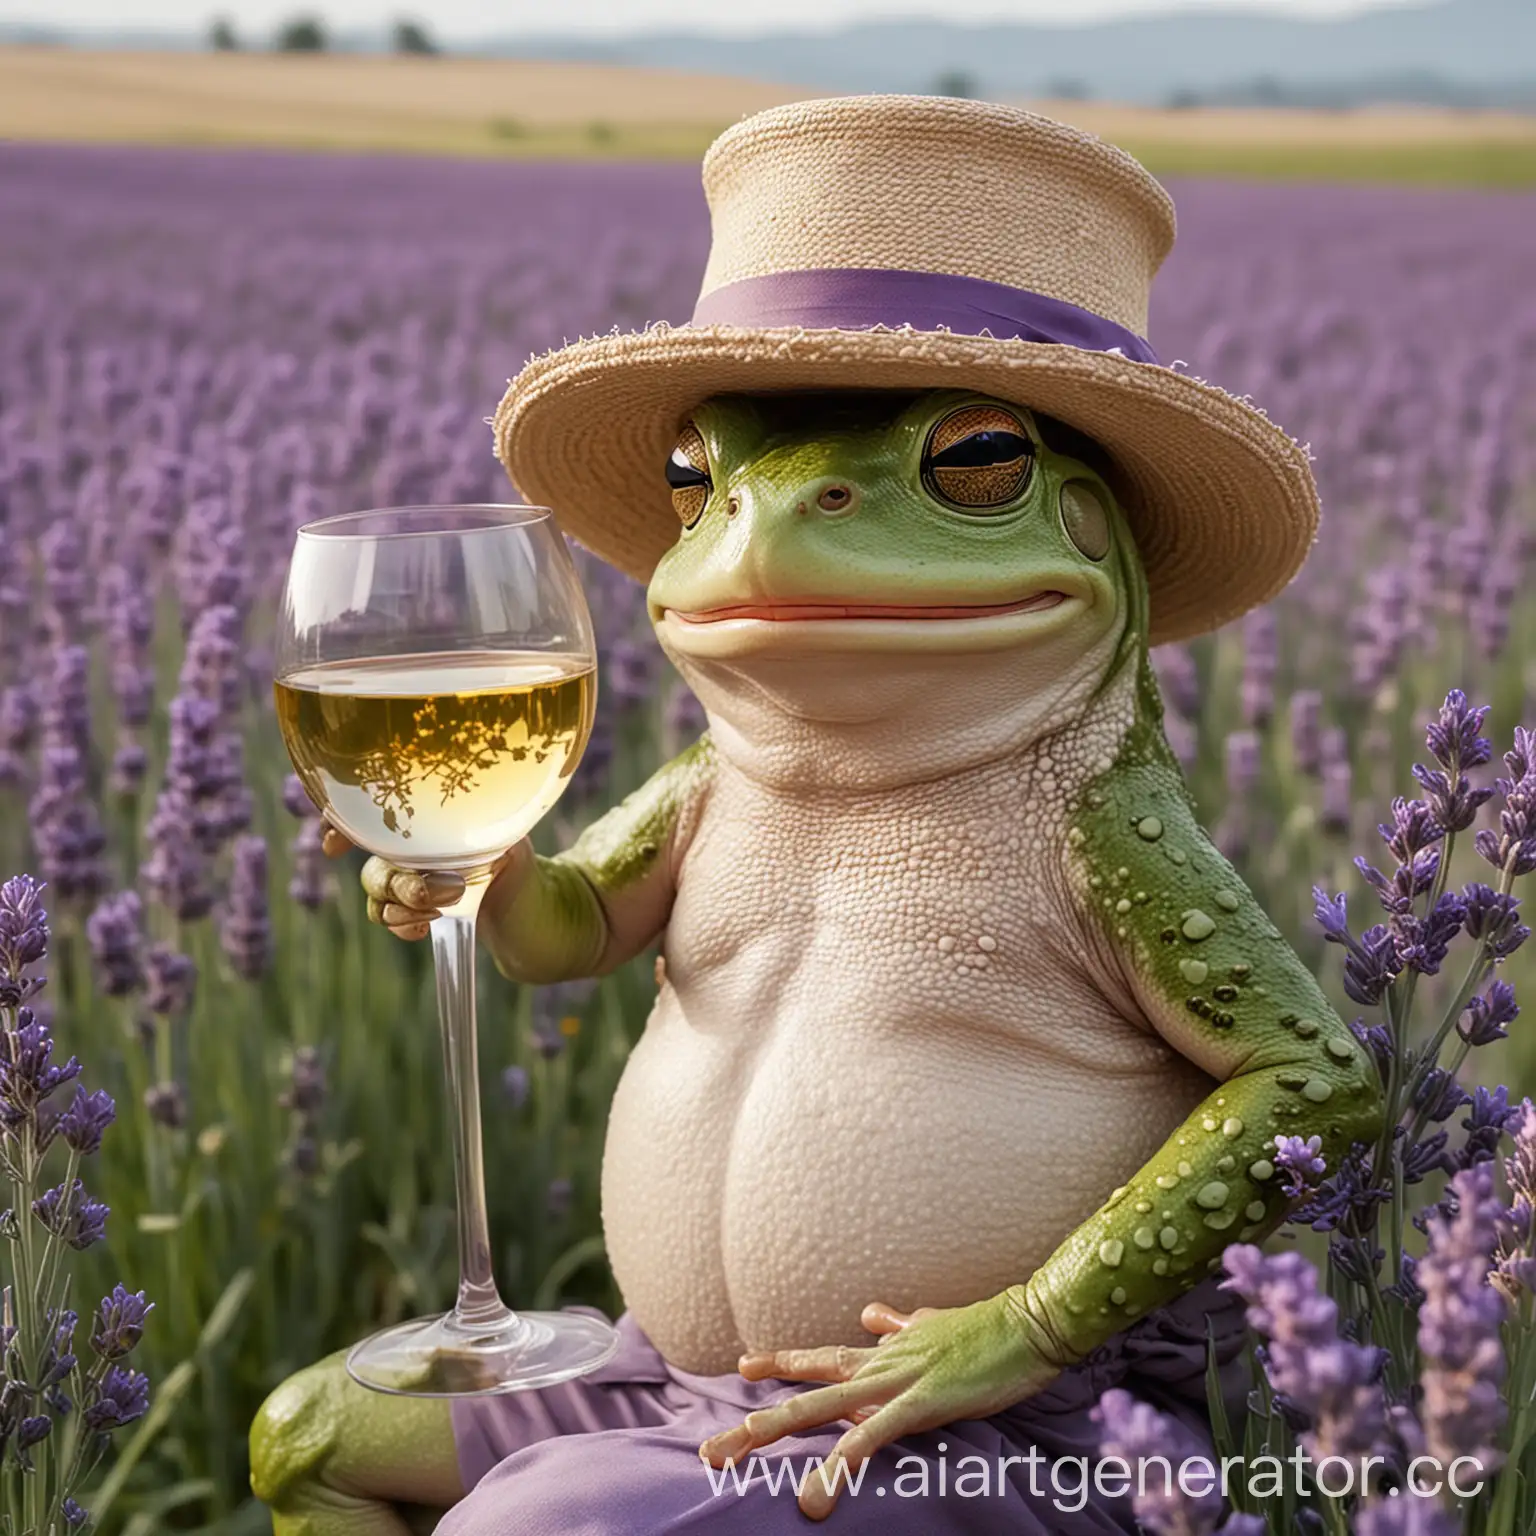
[441,1284,1246,1535]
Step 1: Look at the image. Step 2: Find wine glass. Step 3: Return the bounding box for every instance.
[274,504,619,1396]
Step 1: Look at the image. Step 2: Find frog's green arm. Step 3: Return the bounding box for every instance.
[481,734,716,985]
[1004,743,1384,1366]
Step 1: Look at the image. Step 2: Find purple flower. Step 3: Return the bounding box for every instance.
[1346,926,1402,1007]
[58,1087,116,1155]
[1461,883,1528,959]
[1272,1133,1326,1191]
[144,1082,188,1130]
[83,1365,150,1430]
[1289,689,1323,777]
[1378,797,1442,865]
[62,1498,88,1528]
[0,874,49,993]
[1413,1069,1470,1125]
[1417,1164,1507,1469]
[32,1179,109,1249]
[1392,889,1465,977]
[85,890,145,996]
[282,772,319,819]
[1459,980,1518,1047]
[1424,690,1492,775]
[220,834,271,980]
[1474,728,1536,876]
[502,1065,530,1110]
[144,944,196,1017]
[1292,1143,1390,1231]
[1093,1387,1226,1536]
[1221,1246,1390,1463]
[27,748,107,902]
[287,818,334,909]
[91,1284,153,1360]
[1456,1087,1519,1174]
[0,1014,82,1129]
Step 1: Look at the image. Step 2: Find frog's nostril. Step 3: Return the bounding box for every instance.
[816,483,857,515]
[727,497,740,518]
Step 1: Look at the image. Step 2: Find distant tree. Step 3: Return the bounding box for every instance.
[1166,88,1202,111]
[392,17,438,55]
[933,69,977,100]
[208,14,240,49]
[275,14,328,51]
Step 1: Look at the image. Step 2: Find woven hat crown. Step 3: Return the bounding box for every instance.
[699,95,1178,337]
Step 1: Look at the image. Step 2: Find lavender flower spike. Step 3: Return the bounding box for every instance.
[91,1284,153,1360]
[1418,1164,1508,1470]
[1094,1387,1237,1536]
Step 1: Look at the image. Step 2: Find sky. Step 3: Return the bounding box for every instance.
[0,0,1429,39]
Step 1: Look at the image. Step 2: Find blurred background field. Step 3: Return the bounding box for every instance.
[0,0,1534,1527]
[3,45,1536,183]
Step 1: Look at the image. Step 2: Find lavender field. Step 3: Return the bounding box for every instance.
[1,144,1534,1527]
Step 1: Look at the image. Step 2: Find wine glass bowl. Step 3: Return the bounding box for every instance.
[274,505,619,1396]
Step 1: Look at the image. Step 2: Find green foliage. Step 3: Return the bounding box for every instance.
[273,16,327,53]
[208,17,240,52]
[391,18,438,56]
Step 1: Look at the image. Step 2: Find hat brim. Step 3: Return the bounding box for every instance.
[493,324,1318,647]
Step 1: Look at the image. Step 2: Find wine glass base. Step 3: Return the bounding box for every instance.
[346,1307,621,1397]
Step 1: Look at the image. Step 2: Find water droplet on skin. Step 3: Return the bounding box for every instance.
[1180,959,1209,986]
[1116,898,1132,914]
[1110,1286,1128,1306]
[1159,1226,1180,1250]
[1216,1155,1236,1173]
[1098,1239,1125,1268]
[1153,1257,1169,1276]
[1249,1159,1275,1181]
[1293,1017,1319,1039]
[1204,1210,1237,1230]
[1116,867,1130,882]
[1181,910,1216,942]
[1136,816,1164,842]
[1214,889,1241,912]
[1222,1117,1244,1139]
[1201,1117,1218,1133]
[1177,1161,1194,1178]
[1166,847,1188,865]
[1090,875,1102,889]
[1325,1038,1354,1061]
[1155,1173,1180,1190]
[1246,1201,1267,1222]
[1229,963,1252,981]
[1277,1071,1308,1090]
[1108,1185,1129,1204]
[1195,1181,1230,1210]
[1134,1226,1156,1250]
[1301,1077,1335,1104]
[1134,1200,1152,1214]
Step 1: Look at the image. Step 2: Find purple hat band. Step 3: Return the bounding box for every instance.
[691,267,1160,366]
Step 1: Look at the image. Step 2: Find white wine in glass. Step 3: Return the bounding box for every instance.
[274,505,619,1396]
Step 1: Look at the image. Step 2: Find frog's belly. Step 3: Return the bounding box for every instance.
[601,993,1211,1376]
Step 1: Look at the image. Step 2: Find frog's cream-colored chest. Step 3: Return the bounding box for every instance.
[599,682,1213,1375]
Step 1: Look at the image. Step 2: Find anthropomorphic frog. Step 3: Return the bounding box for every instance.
[251,96,1382,1534]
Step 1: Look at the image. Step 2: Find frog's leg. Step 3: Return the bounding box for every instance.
[250,1351,464,1536]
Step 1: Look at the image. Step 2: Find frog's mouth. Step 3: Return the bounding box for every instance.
[668,591,1069,624]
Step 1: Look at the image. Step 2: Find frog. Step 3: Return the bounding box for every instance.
[250,386,1383,1533]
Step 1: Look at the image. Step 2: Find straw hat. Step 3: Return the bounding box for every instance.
[493,94,1318,645]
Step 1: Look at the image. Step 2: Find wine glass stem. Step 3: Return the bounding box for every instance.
[430,876,511,1331]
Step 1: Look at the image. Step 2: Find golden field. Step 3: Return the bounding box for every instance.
[2,47,1534,183]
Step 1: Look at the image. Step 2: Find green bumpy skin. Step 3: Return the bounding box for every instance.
[1008,660,1385,1361]
[480,734,716,985]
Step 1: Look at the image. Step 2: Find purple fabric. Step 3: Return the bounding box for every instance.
[441,1282,1245,1534]
[690,268,1161,366]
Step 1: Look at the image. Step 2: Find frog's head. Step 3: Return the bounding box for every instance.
[646,390,1149,782]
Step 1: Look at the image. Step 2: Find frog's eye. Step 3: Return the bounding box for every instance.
[922,405,1035,511]
[666,422,711,528]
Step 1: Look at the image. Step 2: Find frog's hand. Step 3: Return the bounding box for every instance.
[482,734,717,985]
[1012,759,1386,1364]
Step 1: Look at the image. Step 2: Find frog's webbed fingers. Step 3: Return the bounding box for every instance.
[361,858,465,940]
[737,1341,876,1383]
[697,1376,893,1469]
[319,818,353,858]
